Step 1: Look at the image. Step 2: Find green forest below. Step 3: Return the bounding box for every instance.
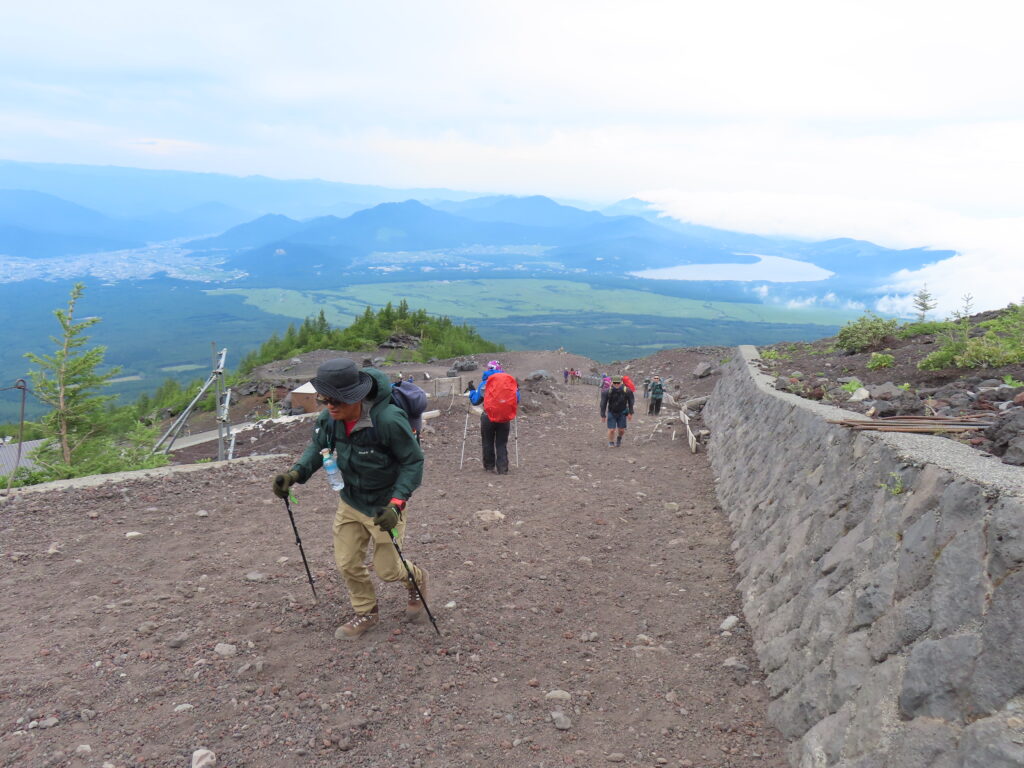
[1,294,503,487]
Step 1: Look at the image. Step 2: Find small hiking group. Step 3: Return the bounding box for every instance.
[270,356,520,640]
[598,372,666,446]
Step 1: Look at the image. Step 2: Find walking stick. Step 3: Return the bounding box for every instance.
[458,411,470,469]
[514,416,519,467]
[386,530,441,635]
[283,494,319,604]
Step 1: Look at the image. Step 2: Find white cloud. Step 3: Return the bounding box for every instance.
[0,0,1021,314]
[124,137,212,156]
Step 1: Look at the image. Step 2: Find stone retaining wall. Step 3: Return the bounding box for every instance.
[705,345,1024,768]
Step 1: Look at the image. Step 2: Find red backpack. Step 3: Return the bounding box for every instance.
[483,372,518,423]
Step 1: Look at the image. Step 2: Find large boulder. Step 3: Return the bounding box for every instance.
[986,410,1024,464]
[693,362,717,379]
[379,333,420,349]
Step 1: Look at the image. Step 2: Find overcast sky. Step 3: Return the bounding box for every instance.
[1,1,1019,314]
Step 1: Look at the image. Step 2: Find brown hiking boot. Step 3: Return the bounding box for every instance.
[405,568,429,623]
[336,606,379,640]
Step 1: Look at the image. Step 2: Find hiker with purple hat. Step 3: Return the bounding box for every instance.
[467,359,519,474]
[271,358,427,640]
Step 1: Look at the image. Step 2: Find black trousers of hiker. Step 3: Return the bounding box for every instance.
[648,397,663,415]
[480,413,511,473]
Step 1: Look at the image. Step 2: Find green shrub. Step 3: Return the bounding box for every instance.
[835,314,899,353]
[898,321,953,338]
[760,348,789,361]
[918,342,966,370]
[1003,374,1024,387]
[919,303,1024,370]
[840,379,863,393]
[866,352,895,370]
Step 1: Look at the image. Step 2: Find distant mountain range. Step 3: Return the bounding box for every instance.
[183,194,949,291]
[0,159,961,423]
[0,159,476,219]
[0,160,954,290]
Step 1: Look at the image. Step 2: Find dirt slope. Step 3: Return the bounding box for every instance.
[0,348,786,768]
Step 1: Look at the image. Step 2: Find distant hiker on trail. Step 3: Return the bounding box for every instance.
[601,374,612,390]
[467,360,519,474]
[270,358,428,640]
[642,377,651,399]
[600,375,634,448]
[563,368,569,385]
[648,375,665,416]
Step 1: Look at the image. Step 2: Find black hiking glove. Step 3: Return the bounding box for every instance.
[374,502,403,533]
[272,469,300,499]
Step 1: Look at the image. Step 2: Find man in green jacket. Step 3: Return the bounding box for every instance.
[271,358,427,639]
[648,374,665,416]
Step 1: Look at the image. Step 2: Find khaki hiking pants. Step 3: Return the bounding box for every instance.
[332,498,422,614]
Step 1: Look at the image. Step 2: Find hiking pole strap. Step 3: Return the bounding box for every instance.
[387,531,441,636]
[284,497,319,603]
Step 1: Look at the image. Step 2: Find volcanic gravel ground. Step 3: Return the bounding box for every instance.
[1,349,786,768]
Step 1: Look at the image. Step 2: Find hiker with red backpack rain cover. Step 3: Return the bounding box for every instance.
[468,360,519,474]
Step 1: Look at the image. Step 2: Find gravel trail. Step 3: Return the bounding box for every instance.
[1,349,787,768]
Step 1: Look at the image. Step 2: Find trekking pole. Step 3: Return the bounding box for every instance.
[283,493,319,604]
[514,417,520,467]
[386,530,441,636]
[458,412,469,469]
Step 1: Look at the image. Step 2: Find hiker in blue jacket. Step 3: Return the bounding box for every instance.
[467,360,519,474]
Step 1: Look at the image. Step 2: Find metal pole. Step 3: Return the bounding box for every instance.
[514,417,519,467]
[152,371,218,453]
[215,360,224,462]
[387,530,440,636]
[459,412,470,470]
[152,348,228,455]
[283,495,318,604]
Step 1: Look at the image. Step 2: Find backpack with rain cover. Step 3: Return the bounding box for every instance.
[483,372,518,423]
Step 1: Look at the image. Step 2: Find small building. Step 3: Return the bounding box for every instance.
[289,382,319,414]
[0,438,44,477]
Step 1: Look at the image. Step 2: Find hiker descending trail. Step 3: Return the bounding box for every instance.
[0,349,786,768]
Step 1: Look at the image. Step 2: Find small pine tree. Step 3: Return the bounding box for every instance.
[912,284,937,322]
[20,283,167,483]
[24,283,120,466]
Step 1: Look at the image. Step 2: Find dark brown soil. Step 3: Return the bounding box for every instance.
[0,349,786,768]
[756,319,1024,463]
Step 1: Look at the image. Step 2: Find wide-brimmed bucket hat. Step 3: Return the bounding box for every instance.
[310,358,373,404]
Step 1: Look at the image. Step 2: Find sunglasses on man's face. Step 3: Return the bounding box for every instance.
[316,395,344,407]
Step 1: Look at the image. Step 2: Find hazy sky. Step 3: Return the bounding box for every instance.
[1,1,1019,313]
